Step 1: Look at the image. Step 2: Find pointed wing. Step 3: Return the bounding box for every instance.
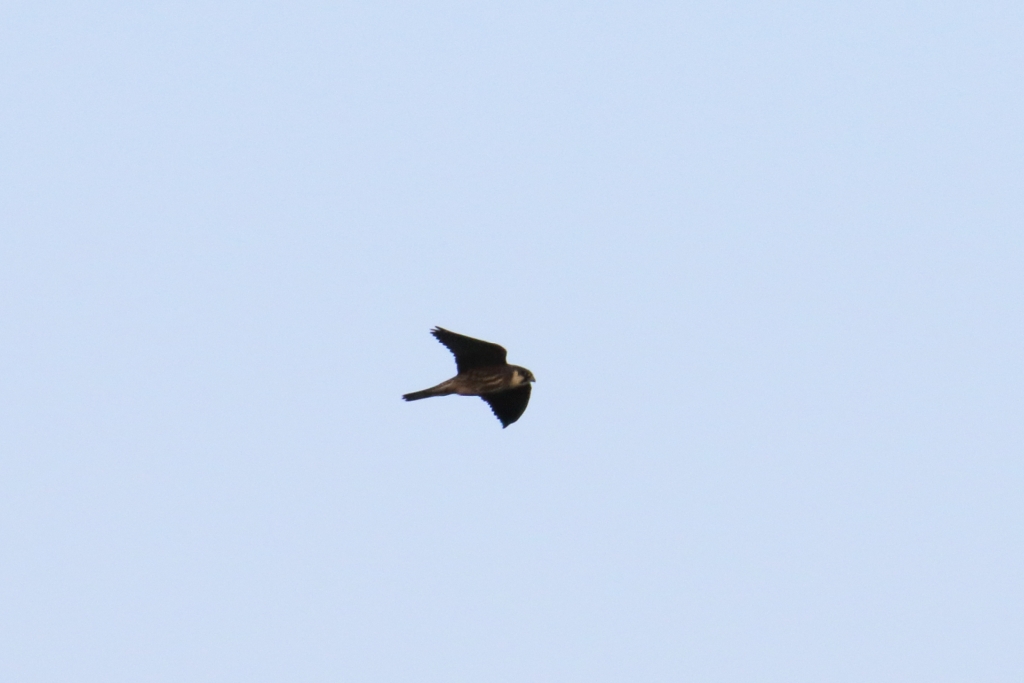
[481,385,531,428]
[431,327,508,373]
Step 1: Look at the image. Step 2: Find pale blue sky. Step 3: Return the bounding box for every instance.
[2,2,1022,681]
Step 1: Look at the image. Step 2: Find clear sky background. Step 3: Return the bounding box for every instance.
[2,2,1022,681]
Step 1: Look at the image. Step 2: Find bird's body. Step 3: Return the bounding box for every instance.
[403,327,535,427]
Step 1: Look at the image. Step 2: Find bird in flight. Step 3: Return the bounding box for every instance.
[403,327,536,428]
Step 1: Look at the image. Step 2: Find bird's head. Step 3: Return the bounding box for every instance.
[511,366,536,386]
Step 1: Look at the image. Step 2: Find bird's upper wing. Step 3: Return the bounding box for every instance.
[481,385,531,428]
[431,327,508,373]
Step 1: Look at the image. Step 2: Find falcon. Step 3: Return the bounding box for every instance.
[403,327,536,427]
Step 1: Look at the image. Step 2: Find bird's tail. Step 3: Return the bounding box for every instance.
[402,381,453,401]
[402,388,437,401]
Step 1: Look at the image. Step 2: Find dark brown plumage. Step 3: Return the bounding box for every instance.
[403,327,536,427]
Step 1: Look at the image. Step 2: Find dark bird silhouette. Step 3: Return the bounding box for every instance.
[403,327,536,427]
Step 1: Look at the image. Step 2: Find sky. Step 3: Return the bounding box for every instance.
[2,1,1022,681]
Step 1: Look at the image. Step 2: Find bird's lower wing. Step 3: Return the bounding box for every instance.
[481,385,531,428]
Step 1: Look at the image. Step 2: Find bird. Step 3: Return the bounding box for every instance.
[403,327,536,428]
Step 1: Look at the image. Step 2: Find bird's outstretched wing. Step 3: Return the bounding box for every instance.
[431,327,508,373]
[481,385,531,428]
